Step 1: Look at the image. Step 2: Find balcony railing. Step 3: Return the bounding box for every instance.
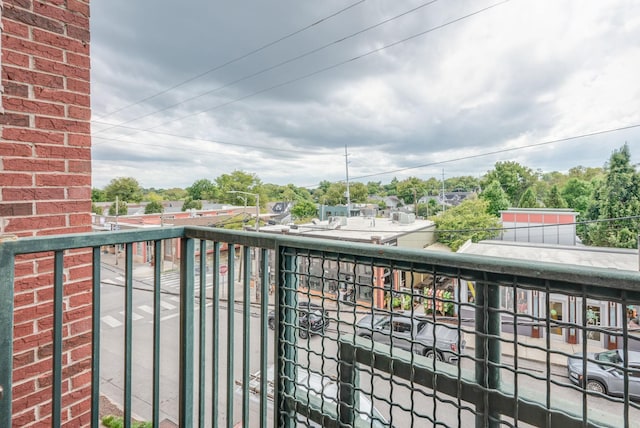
[1,226,640,427]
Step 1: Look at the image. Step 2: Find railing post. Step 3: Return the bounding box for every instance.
[179,237,195,427]
[0,236,16,428]
[338,341,357,426]
[276,245,298,428]
[475,278,501,427]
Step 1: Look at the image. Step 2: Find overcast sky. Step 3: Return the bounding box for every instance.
[90,0,640,190]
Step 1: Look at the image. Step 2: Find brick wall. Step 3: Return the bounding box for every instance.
[1,0,92,426]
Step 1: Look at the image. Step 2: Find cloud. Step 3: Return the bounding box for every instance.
[90,0,640,189]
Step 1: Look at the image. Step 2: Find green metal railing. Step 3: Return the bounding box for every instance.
[1,226,640,427]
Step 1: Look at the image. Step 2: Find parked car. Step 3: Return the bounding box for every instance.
[567,349,640,399]
[268,301,330,338]
[356,314,465,364]
[241,365,389,427]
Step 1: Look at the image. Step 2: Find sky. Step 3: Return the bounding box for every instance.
[90,0,640,190]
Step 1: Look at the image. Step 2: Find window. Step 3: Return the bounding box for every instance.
[392,320,412,333]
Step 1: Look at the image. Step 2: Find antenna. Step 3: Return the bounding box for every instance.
[345,144,351,218]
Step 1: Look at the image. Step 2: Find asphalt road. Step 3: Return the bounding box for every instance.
[97,267,640,427]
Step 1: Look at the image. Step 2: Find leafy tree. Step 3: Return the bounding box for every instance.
[482,161,537,206]
[518,187,540,208]
[182,197,202,211]
[568,166,604,182]
[584,144,640,248]
[432,198,501,251]
[349,182,368,203]
[108,200,128,216]
[384,177,399,195]
[92,188,107,202]
[163,187,187,200]
[416,200,442,217]
[215,170,263,207]
[543,185,567,208]
[396,177,429,204]
[479,180,510,216]
[366,181,384,196]
[104,177,143,203]
[445,175,480,192]
[145,191,164,203]
[186,178,216,201]
[561,178,593,214]
[144,201,164,214]
[91,203,104,215]
[291,200,317,219]
[323,183,347,205]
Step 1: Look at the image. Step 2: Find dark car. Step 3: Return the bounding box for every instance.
[268,302,330,338]
[567,349,640,399]
[356,314,465,364]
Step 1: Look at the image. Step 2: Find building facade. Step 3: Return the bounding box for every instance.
[1,1,93,426]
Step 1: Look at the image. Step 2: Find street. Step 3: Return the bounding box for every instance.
[98,266,640,427]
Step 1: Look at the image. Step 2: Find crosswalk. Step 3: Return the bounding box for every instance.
[101,271,214,329]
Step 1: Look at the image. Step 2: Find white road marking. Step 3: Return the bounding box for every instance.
[138,305,154,314]
[119,311,143,321]
[160,301,176,310]
[102,315,122,328]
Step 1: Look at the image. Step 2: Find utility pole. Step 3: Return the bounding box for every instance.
[413,188,417,216]
[441,168,446,212]
[115,196,119,266]
[345,145,351,218]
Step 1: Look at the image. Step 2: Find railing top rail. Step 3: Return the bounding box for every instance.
[1,225,639,296]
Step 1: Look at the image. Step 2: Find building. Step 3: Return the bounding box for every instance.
[1,1,93,425]
[497,208,579,245]
[260,214,436,308]
[457,240,639,350]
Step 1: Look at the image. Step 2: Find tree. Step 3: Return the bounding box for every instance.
[104,177,143,203]
[162,187,188,201]
[543,185,567,208]
[366,181,384,196]
[584,144,640,248]
[145,201,164,214]
[349,182,368,203]
[445,175,480,192]
[432,198,501,251]
[323,183,347,205]
[482,161,537,206]
[108,200,128,216]
[92,188,107,202]
[479,180,510,216]
[518,187,540,208]
[215,170,263,206]
[182,197,202,211]
[396,177,429,204]
[186,178,216,201]
[291,200,317,219]
[561,178,593,214]
[91,203,104,215]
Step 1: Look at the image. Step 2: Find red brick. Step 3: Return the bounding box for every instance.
[37,225,91,236]
[13,380,36,400]
[35,173,89,187]
[66,24,90,43]
[14,260,36,277]
[35,87,89,106]
[14,322,35,339]
[3,65,64,88]
[34,57,89,81]
[69,317,92,336]
[69,213,90,227]
[63,306,92,324]
[4,5,64,34]
[13,349,35,370]
[0,203,33,216]
[35,117,90,133]
[4,158,65,172]
[65,52,90,69]
[3,187,65,201]
[2,34,64,61]
[4,97,66,117]
[5,215,67,233]
[3,19,30,38]
[15,291,35,307]
[0,112,30,126]
[32,28,88,55]
[35,145,90,160]
[6,0,33,9]
[66,77,90,94]
[0,142,32,156]
[3,128,65,144]
[70,343,92,362]
[12,409,36,427]
[4,50,30,67]
[68,105,91,120]
[13,305,40,326]
[68,188,91,199]
[67,160,91,174]
[34,1,89,28]
[67,0,90,17]
[0,172,33,186]
[67,134,91,147]
[3,81,30,97]
[13,387,52,414]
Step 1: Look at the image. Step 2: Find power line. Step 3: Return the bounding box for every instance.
[93,0,507,144]
[298,122,640,188]
[93,0,439,137]
[93,0,367,121]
